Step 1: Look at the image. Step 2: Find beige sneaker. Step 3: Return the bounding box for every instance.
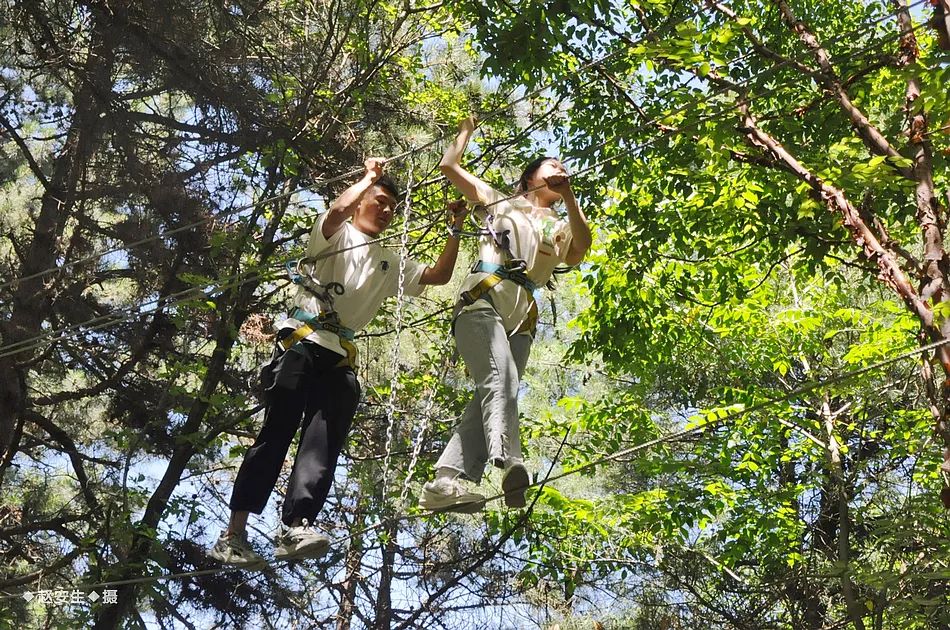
[274,521,330,561]
[419,477,486,513]
[207,531,265,568]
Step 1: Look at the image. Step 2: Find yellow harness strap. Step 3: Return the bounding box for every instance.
[281,320,358,369]
[454,274,539,338]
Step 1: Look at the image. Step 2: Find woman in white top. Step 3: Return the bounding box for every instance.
[420,116,592,512]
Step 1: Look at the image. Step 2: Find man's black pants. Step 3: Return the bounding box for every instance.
[229,339,360,526]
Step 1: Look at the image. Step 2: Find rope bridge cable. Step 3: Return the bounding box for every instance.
[0,0,928,371]
[0,0,927,356]
[12,0,880,300]
[0,213,447,361]
[0,5,714,297]
[1,333,946,600]
[0,174,467,361]
[0,206,458,361]
[0,263,286,361]
[0,30,926,366]
[0,13,929,361]
[0,139,437,295]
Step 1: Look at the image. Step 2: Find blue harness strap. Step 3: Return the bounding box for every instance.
[471,260,538,293]
[280,258,357,367]
[289,308,356,341]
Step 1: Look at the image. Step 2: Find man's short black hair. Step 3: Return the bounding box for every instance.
[374,174,401,201]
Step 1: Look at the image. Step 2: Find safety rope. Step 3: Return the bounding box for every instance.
[0,4,926,360]
[0,4,715,297]
[2,0,898,297]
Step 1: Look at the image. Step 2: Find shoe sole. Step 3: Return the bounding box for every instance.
[420,495,486,514]
[274,539,330,562]
[502,466,530,508]
[207,549,266,569]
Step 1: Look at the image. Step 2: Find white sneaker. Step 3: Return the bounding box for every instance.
[502,463,530,508]
[274,521,330,561]
[207,531,266,568]
[419,477,486,513]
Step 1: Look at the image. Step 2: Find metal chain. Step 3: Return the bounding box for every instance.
[380,156,415,508]
[393,182,453,509]
[396,338,454,510]
[395,187,458,509]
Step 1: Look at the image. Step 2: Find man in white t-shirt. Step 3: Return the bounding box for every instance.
[209,158,468,566]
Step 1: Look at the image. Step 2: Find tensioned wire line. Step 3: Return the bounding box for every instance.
[0,211,446,361]
[0,4,932,418]
[0,0,923,359]
[0,5,713,297]
[0,51,924,364]
[493,0,931,212]
[1,333,945,600]
[0,162,473,361]
[0,140,438,294]
[0,0,934,604]
[1,157,461,363]
[0,178,474,359]
[0,12,927,361]
[0,6,702,296]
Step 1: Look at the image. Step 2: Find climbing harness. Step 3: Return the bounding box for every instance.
[452,204,540,337]
[282,259,358,368]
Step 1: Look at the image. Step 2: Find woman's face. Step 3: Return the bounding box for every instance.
[526,158,568,190]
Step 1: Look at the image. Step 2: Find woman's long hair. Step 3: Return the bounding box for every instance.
[515,156,559,193]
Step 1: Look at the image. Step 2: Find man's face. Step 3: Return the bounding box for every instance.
[352,184,397,236]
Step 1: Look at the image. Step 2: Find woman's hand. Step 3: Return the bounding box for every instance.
[544,173,572,198]
[439,116,482,202]
[447,199,468,229]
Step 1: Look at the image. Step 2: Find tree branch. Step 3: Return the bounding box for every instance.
[772,0,915,179]
[0,114,52,190]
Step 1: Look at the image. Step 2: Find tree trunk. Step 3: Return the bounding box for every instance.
[373,516,399,629]
[91,171,295,626]
[337,503,367,630]
[822,398,866,630]
[0,7,115,477]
